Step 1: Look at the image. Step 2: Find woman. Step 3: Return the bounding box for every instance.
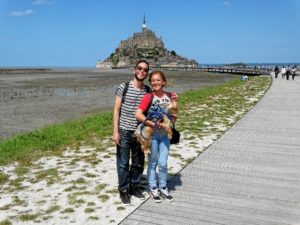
[135,70,178,203]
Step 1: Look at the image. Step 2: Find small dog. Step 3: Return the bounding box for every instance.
[135,101,178,155]
[135,124,154,155]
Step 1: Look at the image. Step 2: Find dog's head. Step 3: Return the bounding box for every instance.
[165,101,178,118]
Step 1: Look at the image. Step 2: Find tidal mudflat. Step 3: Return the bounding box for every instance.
[0,68,235,139]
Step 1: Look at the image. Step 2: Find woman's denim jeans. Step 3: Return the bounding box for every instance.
[117,129,144,191]
[147,131,170,189]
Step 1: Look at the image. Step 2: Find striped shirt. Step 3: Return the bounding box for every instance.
[116,81,151,131]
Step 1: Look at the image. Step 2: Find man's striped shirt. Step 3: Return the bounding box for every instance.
[116,81,150,131]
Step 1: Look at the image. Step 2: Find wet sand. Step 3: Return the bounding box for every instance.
[0,68,236,139]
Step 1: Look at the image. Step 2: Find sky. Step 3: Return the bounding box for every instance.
[0,0,299,67]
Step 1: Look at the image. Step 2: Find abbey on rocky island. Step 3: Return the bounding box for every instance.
[96,16,198,69]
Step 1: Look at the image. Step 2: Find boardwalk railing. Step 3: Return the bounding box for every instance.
[111,66,266,75]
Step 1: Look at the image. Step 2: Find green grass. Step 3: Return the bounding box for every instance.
[0,76,271,166]
[88,216,99,220]
[0,172,9,185]
[0,112,112,165]
[61,207,75,213]
[0,219,12,225]
[98,194,110,202]
[46,205,61,214]
[19,213,40,221]
[84,207,95,213]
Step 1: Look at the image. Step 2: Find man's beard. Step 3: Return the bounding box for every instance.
[134,73,147,82]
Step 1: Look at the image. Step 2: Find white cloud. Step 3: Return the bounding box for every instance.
[33,0,52,5]
[10,9,33,16]
[223,1,231,6]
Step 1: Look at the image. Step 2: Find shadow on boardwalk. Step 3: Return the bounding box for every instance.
[120,75,300,225]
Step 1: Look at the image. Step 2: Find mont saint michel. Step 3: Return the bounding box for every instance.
[96,17,198,68]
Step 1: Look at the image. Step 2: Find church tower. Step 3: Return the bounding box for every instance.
[142,14,147,30]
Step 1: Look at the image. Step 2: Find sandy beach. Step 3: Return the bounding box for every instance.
[0,69,235,139]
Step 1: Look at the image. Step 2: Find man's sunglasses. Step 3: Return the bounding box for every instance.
[136,66,149,73]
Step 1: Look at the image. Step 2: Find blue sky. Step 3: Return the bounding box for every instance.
[0,0,299,67]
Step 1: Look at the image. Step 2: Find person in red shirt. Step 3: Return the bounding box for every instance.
[136,70,177,203]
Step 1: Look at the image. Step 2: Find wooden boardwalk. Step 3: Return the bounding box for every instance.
[120,75,300,224]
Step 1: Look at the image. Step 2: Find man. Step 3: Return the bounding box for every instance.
[281,66,286,79]
[291,66,297,80]
[274,66,279,78]
[113,60,151,205]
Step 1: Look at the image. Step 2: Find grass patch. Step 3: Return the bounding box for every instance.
[0,172,9,185]
[19,213,40,221]
[117,206,125,211]
[0,220,12,225]
[64,185,78,192]
[14,166,29,176]
[88,216,99,220]
[170,152,182,158]
[61,208,75,213]
[84,208,95,213]
[95,183,108,192]
[7,177,25,191]
[46,205,61,214]
[73,178,86,184]
[106,188,118,194]
[35,168,59,180]
[0,112,112,165]
[87,202,96,206]
[98,194,110,202]
[36,200,47,205]
[12,196,26,206]
[84,172,97,178]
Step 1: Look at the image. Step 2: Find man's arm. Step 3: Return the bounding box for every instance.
[113,95,122,145]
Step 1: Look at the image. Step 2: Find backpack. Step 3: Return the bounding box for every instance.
[122,82,152,104]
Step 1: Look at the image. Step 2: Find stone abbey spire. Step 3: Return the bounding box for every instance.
[142,14,147,30]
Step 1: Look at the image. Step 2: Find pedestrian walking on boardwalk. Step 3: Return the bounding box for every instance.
[275,66,280,78]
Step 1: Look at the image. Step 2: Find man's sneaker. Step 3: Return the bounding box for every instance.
[149,188,162,203]
[119,189,131,205]
[130,185,146,200]
[160,187,173,202]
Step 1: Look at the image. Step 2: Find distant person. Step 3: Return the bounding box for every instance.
[292,66,297,80]
[274,66,280,78]
[113,60,151,205]
[281,66,286,79]
[286,65,291,80]
[136,70,178,203]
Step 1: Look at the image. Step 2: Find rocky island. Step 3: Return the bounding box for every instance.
[96,16,198,68]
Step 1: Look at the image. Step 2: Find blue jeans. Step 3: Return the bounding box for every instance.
[117,129,145,191]
[147,130,170,189]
